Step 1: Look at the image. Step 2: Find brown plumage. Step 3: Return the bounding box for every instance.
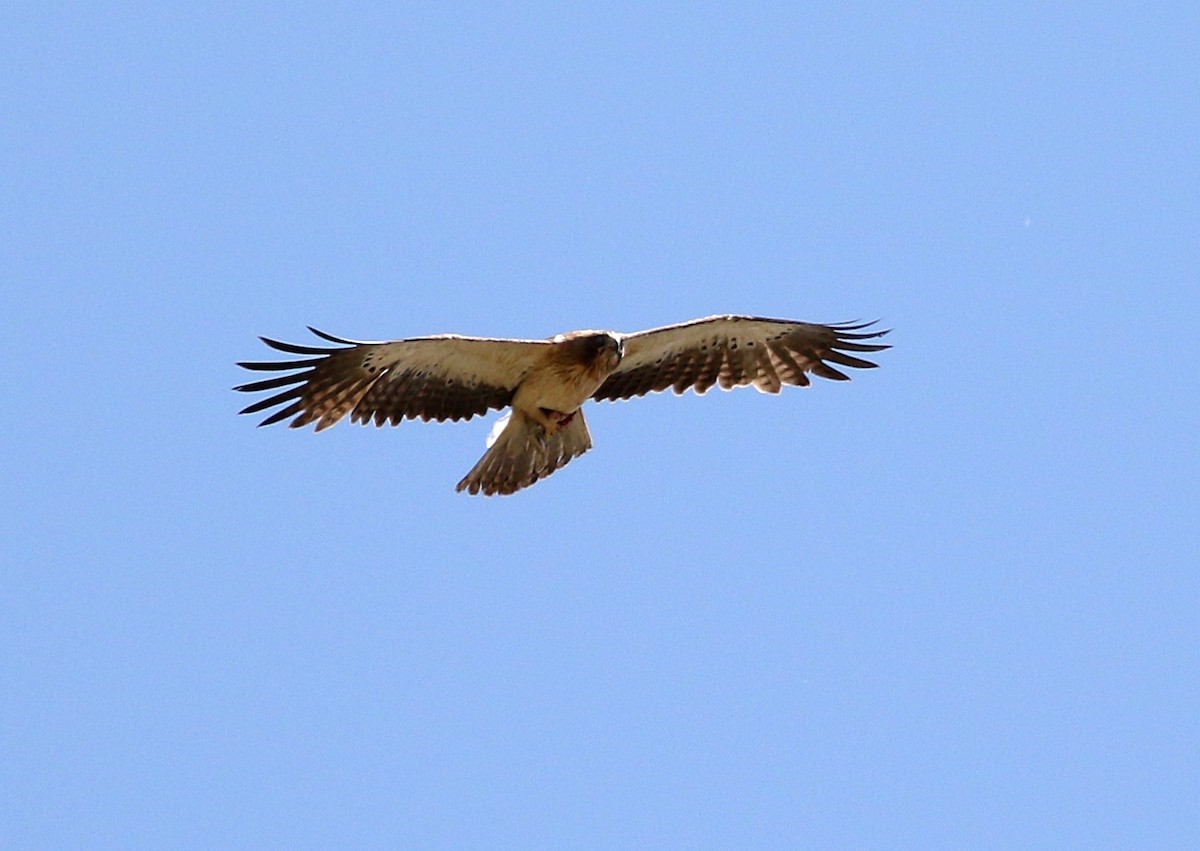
[236,315,889,495]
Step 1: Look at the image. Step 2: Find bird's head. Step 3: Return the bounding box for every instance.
[588,332,624,372]
[555,330,624,374]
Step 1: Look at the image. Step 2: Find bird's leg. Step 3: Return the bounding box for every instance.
[527,406,561,435]
[532,407,575,435]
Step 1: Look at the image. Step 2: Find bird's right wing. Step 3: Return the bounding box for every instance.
[235,328,552,431]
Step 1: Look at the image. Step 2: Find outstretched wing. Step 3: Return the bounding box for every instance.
[593,315,889,401]
[235,327,551,431]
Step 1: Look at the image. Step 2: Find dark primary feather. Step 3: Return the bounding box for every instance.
[234,328,524,431]
[593,317,889,401]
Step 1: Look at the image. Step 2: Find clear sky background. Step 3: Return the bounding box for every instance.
[3,3,1198,848]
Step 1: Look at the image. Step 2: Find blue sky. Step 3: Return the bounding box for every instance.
[3,3,1198,848]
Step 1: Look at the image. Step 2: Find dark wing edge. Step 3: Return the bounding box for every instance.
[592,318,891,402]
[234,327,516,431]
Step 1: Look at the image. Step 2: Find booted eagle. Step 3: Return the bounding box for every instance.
[236,315,889,496]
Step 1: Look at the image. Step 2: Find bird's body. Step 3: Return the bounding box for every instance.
[236,315,889,495]
[509,331,623,433]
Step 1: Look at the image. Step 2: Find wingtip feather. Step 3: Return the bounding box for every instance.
[306,326,360,346]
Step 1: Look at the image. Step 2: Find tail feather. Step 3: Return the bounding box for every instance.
[455,410,592,496]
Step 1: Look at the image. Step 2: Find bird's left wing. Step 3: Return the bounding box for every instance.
[236,328,551,431]
[593,315,889,401]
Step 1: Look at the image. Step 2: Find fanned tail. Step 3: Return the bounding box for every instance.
[455,410,592,496]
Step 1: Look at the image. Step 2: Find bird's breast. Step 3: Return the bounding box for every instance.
[512,355,612,413]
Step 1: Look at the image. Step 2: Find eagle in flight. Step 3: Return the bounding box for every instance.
[236,315,889,496]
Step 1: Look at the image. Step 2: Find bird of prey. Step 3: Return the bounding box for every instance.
[235,315,889,496]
